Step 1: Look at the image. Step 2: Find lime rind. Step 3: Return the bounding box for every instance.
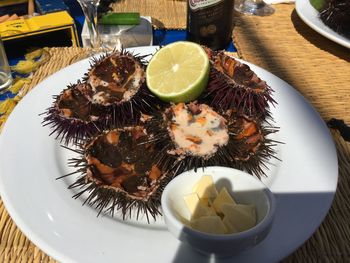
[309,0,325,11]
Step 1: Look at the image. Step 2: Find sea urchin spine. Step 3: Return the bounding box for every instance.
[320,0,350,38]
[60,126,172,222]
[83,49,160,128]
[202,49,276,119]
[42,82,108,144]
[144,102,279,178]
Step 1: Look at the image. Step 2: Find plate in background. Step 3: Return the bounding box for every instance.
[296,0,350,49]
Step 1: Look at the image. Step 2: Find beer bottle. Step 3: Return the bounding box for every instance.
[186,0,234,50]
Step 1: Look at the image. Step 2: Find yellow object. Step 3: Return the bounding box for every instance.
[192,175,218,199]
[199,197,211,207]
[181,174,257,235]
[9,78,31,93]
[0,114,9,132]
[11,60,38,74]
[191,216,228,234]
[222,216,239,233]
[183,193,215,220]
[0,11,79,47]
[221,203,256,232]
[184,193,200,215]
[25,49,43,60]
[146,41,209,103]
[212,187,237,213]
[0,99,16,115]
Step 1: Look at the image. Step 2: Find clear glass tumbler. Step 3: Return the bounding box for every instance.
[0,37,13,92]
[234,0,275,16]
[77,0,102,49]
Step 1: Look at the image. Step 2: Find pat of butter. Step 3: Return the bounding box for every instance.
[222,216,239,234]
[212,187,237,213]
[183,193,216,219]
[191,215,228,234]
[200,197,211,207]
[221,203,256,232]
[192,175,218,199]
[180,174,257,234]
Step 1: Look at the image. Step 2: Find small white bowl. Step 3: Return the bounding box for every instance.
[161,166,276,257]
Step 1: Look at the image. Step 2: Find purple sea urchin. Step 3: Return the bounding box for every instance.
[42,82,108,144]
[201,49,276,119]
[45,45,281,222]
[226,112,279,177]
[83,50,160,127]
[61,126,171,222]
[320,0,350,38]
[144,102,279,178]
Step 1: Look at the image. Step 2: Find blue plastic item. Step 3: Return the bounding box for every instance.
[35,0,68,14]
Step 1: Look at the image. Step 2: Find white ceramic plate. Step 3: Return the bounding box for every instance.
[0,46,338,263]
[295,0,350,49]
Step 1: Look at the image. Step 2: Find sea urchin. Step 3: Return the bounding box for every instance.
[83,49,159,128]
[61,126,172,222]
[144,102,279,178]
[202,49,276,119]
[42,82,108,144]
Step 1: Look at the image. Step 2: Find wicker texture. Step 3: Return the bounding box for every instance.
[110,0,187,29]
[0,47,92,263]
[233,4,350,124]
[1,3,350,261]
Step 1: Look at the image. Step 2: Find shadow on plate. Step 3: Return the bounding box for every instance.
[290,10,349,62]
[171,191,335,263]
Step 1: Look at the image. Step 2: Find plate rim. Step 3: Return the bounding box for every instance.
[295,0,350,49]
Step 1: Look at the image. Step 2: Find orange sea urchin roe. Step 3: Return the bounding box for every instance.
[167,103,229,157]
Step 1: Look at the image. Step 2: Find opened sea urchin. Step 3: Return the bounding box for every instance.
[42,82,107,144]
[144,102,278,178]
[61,126,171,222]
[84,49,159,127]
[202,49,276,119]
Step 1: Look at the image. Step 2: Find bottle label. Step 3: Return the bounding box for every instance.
[189,0,223,10]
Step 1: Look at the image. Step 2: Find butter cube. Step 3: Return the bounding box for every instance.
[199,197,211,207]
[183,193,215,219]
[222,216,239,234]
[234,204,256,218]
[221,203,256,232]
[212,187,237,213]
[190,215,228,234]
[192,175,218,199]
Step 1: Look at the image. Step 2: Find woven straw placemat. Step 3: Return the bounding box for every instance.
[233,4,350,124]
[0,47,92,263]
[110,0,187,29]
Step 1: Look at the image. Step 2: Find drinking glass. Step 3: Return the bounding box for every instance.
[234,0,274,16]
[77,0,102,49]
[0,37,13,92]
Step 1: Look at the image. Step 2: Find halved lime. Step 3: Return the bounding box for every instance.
[309,0,325,11]
[146,41,210,103]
